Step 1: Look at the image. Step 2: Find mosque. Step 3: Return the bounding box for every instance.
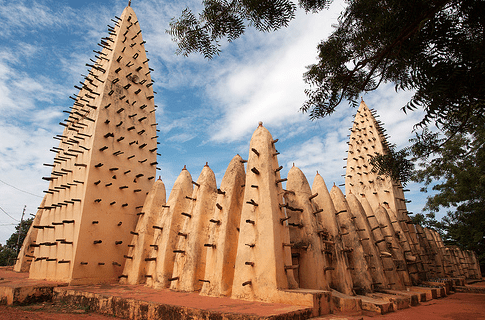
[13,2,481,318]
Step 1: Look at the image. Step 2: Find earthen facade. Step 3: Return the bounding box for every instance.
[15,3,482,317]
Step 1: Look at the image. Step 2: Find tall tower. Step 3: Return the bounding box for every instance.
[344,101,408,223]
[345,101,424,283]
[231,123,299,303]
[20,4,158,284]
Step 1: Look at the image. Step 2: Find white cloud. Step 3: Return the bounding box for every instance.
[364,83,421,149]
[0,0,444,244]
[0,122,54,222]
[0,52,65,241]
[278,117,350,188]
[202,5,344,143]
[166,132,196,143]
[0,0,74,37]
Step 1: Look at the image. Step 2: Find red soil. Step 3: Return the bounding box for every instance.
[0,302,124,320]
[1,292,484,320]
[360,292,485,320]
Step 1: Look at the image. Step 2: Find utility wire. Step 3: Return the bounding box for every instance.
[0,179,43,198]
[0,206,20,222]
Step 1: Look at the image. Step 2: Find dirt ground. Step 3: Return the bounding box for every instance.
[0,301,123,320]
[360,292,485,320]
[1,292,484,320]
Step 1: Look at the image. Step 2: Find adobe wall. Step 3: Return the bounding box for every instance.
[20,5,157,284]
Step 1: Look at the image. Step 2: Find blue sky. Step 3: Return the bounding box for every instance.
[0,0,440,244]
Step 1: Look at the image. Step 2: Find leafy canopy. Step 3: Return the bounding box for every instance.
[168,0,485,267]
[303,0,484,133]
[412,127,485,265]
[169,0,484,174]
[0,218,33,266]
[167,0,330,58]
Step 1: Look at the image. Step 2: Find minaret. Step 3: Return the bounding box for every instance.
[121,177,166,284]
[22,4,158,284]
[345,101,425,284]
[284,165,329,291]
[232,122,298,303]
[344,101,407,214]
[138,167,193,288]
[201,155,246,297]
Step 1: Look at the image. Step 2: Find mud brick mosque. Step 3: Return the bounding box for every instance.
[13,2,481,317]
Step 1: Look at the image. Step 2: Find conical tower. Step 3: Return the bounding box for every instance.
[345,101,425,284]
[285,165,329,291]
[311,174,354,295]
[345,192,389,290]
[121,177,166,284]
[21,4,158,284]
[170,164,218,292]
[231,122,299,303]
[344,101,407,215]
[201,155,246,297]
[329,186,373,294]
[357,196,406,289]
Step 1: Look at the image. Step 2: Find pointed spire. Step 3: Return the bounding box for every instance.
[232,124,298,302]
[27,4,158,284]
[171,165,217,292]
[128,0,132,6]
[201,154,246,297]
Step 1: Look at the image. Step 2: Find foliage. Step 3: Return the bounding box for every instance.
[369,144,414,185]
[303,0,484,130]
[412,127,485,266]
[0,218,33,266]
[169,0,484,179]
[167,0,330,59]
[304,0,484,186]
[410,212,445,234]
[169,0,485,267]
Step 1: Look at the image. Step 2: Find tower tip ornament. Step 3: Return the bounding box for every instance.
[128,0,131,6]
[258,121,263,127]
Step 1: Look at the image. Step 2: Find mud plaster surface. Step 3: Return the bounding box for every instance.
[2,292,485,320]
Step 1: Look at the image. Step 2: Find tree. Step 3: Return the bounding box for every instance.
[412,127,485,268]
[0,218,33,266]
[169,0,485,269]
[168,0,484,171]
[168,0,330,59]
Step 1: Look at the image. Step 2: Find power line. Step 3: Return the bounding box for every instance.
[0,206,19,222]
[0,179,43,198]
